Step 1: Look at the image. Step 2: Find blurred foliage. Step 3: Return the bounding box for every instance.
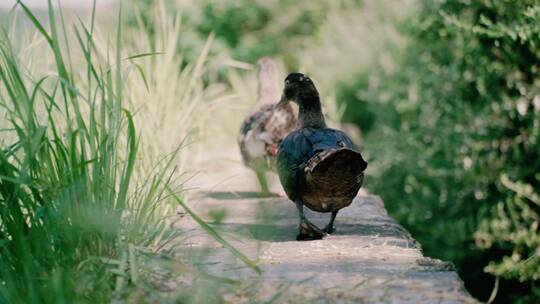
[194,0,327,64]
[476,175,540,283]
[127,0,362,67]
[338,0,540,302]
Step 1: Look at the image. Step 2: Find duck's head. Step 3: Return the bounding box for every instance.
[279,73,319,106]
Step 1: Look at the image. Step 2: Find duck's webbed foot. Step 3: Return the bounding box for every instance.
[323,211,338,234]
[298,219,325,241]
[295,200,325,241]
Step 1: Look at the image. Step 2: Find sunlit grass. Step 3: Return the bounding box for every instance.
[121,1,269,176]
[0,1,177,301]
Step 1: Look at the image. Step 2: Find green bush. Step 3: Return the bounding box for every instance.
[340,0,540,302]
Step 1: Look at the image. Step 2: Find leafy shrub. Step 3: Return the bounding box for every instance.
[338,0,540,302]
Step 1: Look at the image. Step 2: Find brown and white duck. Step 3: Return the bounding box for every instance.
[238,58,296,195]
[276,73,368,240]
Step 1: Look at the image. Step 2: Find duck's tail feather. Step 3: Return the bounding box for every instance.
[300,148,367,212]
[305,148,367,187]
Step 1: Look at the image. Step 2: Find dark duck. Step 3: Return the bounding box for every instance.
[238,58,296,195]
[276,73,368,240]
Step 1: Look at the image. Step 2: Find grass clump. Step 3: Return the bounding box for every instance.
[0,2,180,302]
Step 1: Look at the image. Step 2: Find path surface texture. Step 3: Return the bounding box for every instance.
[181,149,477,303]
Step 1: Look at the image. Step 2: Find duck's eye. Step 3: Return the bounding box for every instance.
[285,79,290,85]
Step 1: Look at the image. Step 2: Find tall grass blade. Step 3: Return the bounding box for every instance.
[167,186,262,274]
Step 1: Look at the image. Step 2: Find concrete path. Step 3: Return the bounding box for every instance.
[179,149,477,303]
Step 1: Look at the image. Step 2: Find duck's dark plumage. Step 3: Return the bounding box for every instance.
[275,72,367,240]
[278,128,355,174]
[277,128,366,211]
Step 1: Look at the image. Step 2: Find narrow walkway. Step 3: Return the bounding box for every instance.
[180,149,477,303]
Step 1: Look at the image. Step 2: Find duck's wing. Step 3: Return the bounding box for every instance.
[263,103,296,142]
[238,105,274,165]
[277,131,313,200]
[277,128,354,168]
[306,128,356,151]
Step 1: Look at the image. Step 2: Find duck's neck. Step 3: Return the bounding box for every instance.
[297,95,327,129]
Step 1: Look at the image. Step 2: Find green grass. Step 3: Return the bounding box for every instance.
[0,1,259,302]
[0,1,164,301]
